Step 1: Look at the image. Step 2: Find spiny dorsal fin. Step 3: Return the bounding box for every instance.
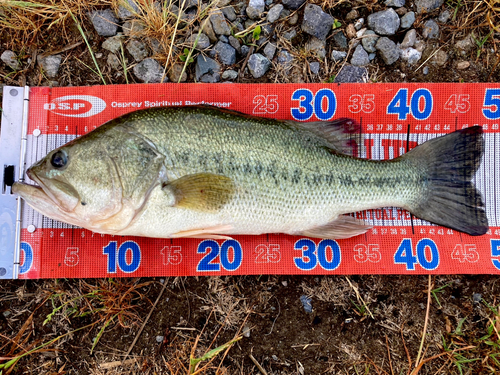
[163,173,235,212]
[284,118,361,156]
[295,215,371,239]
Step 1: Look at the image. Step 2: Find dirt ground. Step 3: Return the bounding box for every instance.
[1,0,500,374]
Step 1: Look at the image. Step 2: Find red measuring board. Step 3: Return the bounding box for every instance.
[10,83,500,279]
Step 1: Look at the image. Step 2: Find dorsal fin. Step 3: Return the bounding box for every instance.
[284,118,361,156]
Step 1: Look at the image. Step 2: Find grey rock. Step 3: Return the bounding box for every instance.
[414,39,426,52]
[277,50,294,70]
[288,12,299,25]
[376,37,400,64]
[356,27,367,38]
[117,0,140,19]
[107,53,121,70]
[102,34,125,54]
[242,325,251,338]
[196,55,221,81]
[423,66,429,74]
[219,35,229,43]
[396,6,408,15]
[422,19,439,39]
[305,37,326,59]
[349,38,361,49]
[264,42,277,59]
[126,39,149,61]
[247,53,271,78]
[401,29,417,48]
[351,44,370,66]
[400,11,416,29]
[400,47,422,64]
[385,0,405,6]
[228,36,241,53]
[301,4,334,40]
[331,50,347,62]
[332,31,348,50]
[300,295,313,313]
[416,0,444,13]
[89,9,119,37]
[123,19,145,36]
[283,29,297,40]
[246,0,265,19]
[367,8,400,35]
[346,9,359,21]
[218,0,232,6]
[186,0,200,8]
[156,335,164,343]
[210,10,231,36]
[148,38,163,54]
[256,36,268,47]
[188,33,211,50]
[368,52,376,60]
[282,0,306,10]
[354,18,364,30]
[213,41,236,65]
[361,30,379,53]
[133,58,167,83]
[1,50,20,70]
[221,6,237,21]
[455,34,475,52]
[309,61,320,74]
[202,16,219,42]
[265,0,273,5]
[432,49,448,66]
[267,4,284,23]
[473,293,482,303]
[168,63,187,82]
[261,24,274,36]
[438,9,451,23]
[241,45,251,56]
[222,69,239,80]
[37,54,62,78]
[334,65,368,82]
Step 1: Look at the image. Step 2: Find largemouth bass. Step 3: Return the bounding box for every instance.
[12,106,488,239]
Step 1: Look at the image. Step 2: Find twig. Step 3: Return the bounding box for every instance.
[385,335,394,375]
[99,358,138,370]
[415,44,449,72]
[415,275,432,368]
[400,322,412,375]
[122,279,169,361]
[239,45,255,78]
[410,346,475,375]
[40,41,83,57]
[249,353,268,375]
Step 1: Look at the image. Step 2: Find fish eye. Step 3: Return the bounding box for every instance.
[50,150,68,169]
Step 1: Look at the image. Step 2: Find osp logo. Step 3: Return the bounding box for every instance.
[43,95,106,118]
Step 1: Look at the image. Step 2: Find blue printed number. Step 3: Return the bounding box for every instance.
[394,238,439,271]
[291,89,336,121]
[482,88,500,120]
[19,242,34,275]
[197,239,243,272]
[103,241,141,273]
[387,88,433,120]
[491,239,500,270]
[294,239,341,271]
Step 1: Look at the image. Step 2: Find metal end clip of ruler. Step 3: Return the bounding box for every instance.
[0,86,29,279]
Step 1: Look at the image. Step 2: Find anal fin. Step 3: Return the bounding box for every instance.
[296,216,371,239]
[170,224,234,239]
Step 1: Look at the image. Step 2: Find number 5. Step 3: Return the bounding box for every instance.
[483,88,500,120]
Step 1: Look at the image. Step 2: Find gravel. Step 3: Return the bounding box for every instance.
[354,18,364,30]
[400,47,422,64]
[221,6,237,21]
[213,41,236,65]
[228,36,241,53]
[168,63,187,82]
[305,37,326,59]
[277,50,294,70]
[401,29,417,48]
[423,66,429,74]
[123,19,145,36]
[222,69,239,80]
[1,50,20,70]
[37,54,62,78]
[416,0,445,13]
[309,61,320,74]
[267,4,284,23]
[117,0,140,20]
[264,42,277,59]
[282,0,306,10]
[422,19,439,39]
[107,53,121,70]
[188,33,211,50]
[376,37,400,64]
[334,65,368,83]
[432,49,448,66]
[246,0,265,19]
[301,4,334,40]
[196,55,221,81]
[400,11,416,29]
[332,31,348,50]
[126,39,149,61]
[89,9,119,37]
[367,8,400,36]
[438,9,451,23]
[351,44,370,66]
[248,53,271,78]
[455,34,475,52]
[361,30,379,53]
[300,295,313,313]
[385,0,405,7]
[331,50,347,62]
[210,10,231,36]
[457,61,470,70]
[102,35,125,54]
[133,58,166,83]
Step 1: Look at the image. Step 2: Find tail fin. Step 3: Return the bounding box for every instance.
[402,126,488,236]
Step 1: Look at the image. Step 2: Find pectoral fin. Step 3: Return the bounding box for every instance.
[296,216,371,239]
[163,173,235,212]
